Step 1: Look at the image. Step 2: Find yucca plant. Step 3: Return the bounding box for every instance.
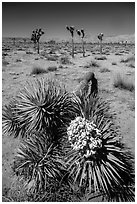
[65,95,134,201]
[31,28,44,54]
[3,78,134,201]
[2,78,80,139]
[13,131,67,195]
[66,26,75,58]
[97,33,104,54]
[76,29,85,57]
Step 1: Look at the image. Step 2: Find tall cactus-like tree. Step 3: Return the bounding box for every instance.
[31,28,44,54]
[97,33,104,54]
[66,26,75,58]
[76,29,85,57]
[12,37,16,46]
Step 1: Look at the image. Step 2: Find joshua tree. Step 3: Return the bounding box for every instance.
[66,26,75,58]
[31,28,44,54]
[97,33,104,54]
[12,37,16,46]
[76,29,85,57]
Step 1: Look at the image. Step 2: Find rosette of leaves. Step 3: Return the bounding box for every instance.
[2,78,80,139]
[13,131,67,194]
[66,95,134,201]
[2,99,26,138]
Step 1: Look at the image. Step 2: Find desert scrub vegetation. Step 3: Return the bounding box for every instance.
[84,60,100,69]
[113,74,135,92]
[112,62,117,65]
[47,66,57,72]
[120,55,135,63]
[31,66,48,75]
[60,55,71,64]
[99,68,111,73]
[95,56,107,60]
[46,55,58,61]
[2,59,9,66]
[2,78,135,201]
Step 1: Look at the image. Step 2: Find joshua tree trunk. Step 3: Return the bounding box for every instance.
[37,40,40,54]
[100,40,102,55]
[72,38,74,58]
[82,38,85,57]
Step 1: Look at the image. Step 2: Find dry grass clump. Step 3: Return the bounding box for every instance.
[46,55,58,61]
[113,74,134,92]
[26,51,33,54]
[60,56,71,64]
[31,65,57,75]
[100,68,111,73]
[31,66,48,75]
[120,56,135,63]
[2,60,9,66]
[95,56,107,60]
[112,62,117,65]
[84,61,99,68]
[115,52,123,56]
[128,63,135,68]
[47,66,57,72]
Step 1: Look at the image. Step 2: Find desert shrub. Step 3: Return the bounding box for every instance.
[16,59,22,62]
[2,60,9,66]
[46,55,58,61]
[115,52,123,56]
[2,78,135,202]
[128,63,135,68]
[47,66,57,72]
[112,62,117,65]
[113,74,135,92]
[60,56,71,64]
[100,68,110,73]
[26,51,33,54]
[120,56,135,63]
[84,61,99,68]
[95,56,107,60]
[31,66,48,75]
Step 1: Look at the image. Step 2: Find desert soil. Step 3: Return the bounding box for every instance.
[2,41,135,199]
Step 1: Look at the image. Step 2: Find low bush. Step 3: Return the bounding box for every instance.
[120,56,135,63]
[112,62,117,65]
[60,56,71,64]
[2,60,9,66]
[113,74,135,92]
[95,56,107,60]
[100,68,110,73]
[31,66,48,75]
[47,66,57,72]
[84,61,99,68]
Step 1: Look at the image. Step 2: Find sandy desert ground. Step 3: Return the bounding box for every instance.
[2,38,135,200]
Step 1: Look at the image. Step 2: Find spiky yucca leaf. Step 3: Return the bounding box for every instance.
[2,78,80,138]
[66,96,134,201]
[13,131,66,193]
[2,99,26,137]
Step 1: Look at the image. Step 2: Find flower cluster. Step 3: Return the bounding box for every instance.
[67,116,102,157]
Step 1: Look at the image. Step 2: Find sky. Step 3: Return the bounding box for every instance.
[2,2,135,41]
